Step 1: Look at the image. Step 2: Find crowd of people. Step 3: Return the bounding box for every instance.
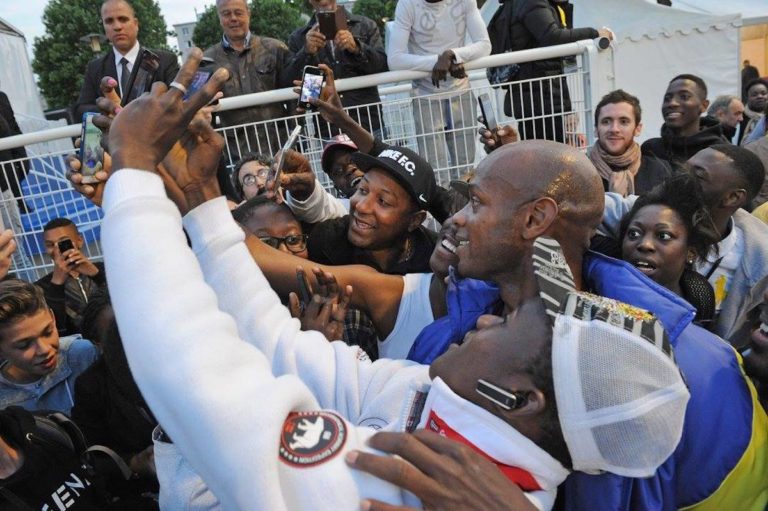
[0,0,768,509]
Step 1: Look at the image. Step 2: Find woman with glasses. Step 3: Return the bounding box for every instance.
[233,195,309,259]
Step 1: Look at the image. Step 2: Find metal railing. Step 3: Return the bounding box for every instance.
[0,39,614,280]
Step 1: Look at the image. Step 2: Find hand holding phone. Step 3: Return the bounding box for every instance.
[266,125,304,199]
[298,66,326,110]
[296,267,314,307]
[57,238,75,255]
[478,93,498,131]
[79,112,103,184]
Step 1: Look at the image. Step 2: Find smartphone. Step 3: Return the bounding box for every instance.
[296,268,313,306]
[122,48,161,106]
[184,57,218,102]
[298,66,325,110]
[478,93,498,131]
[79,112,103,184]
[57,238,74,254]
[317,9,347,39]
[266,125,303,194]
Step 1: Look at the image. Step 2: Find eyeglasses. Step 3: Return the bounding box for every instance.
[258,234,309,254]
[241,167,270,188]
[476,379,530,411]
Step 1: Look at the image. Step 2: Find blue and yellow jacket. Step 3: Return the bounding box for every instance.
[563,253,768,510]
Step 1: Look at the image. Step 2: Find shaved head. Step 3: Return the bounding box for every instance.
[483,140,604,230]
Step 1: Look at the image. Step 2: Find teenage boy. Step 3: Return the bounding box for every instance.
[36,218,105,336]
[0,280,97,414]
[642,74,728,165]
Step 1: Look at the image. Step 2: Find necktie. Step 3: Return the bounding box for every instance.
[119,57,130,98]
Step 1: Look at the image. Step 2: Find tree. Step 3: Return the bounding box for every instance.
[352,0,396,40]
[192,0,303,51]
[32,0,170,111]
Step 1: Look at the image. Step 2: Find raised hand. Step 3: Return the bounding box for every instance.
[267,149,316,202]
[0,230,17,280]
[334,29,359,54]
[108,48,229,175]
[305,26,326,55]
[160,118,226,214]
[288,267,352,342]
[478,124,519,154]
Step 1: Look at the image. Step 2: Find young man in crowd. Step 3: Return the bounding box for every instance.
[204,0,293,157]
[285,0,388,138]
[740,78,768,144]
[74,0,179,119]
[36,218,105,336]
[96,69,689,510]
[642,74,729,165]
[707,94,744,142]
[232,152,273,202]
[588,89,671,196]
[0,280,97,414]
[388,0,491,176]
[282,144,439,274]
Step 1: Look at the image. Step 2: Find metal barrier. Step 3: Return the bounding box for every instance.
[0,39,614,280]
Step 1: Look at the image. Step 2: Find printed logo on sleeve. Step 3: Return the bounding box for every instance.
[279,411,347,467]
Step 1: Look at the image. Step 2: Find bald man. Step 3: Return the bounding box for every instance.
[74,0,179,119]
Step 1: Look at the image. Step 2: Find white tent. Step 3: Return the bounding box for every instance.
[0,17,69,153]
[0,18,46,123]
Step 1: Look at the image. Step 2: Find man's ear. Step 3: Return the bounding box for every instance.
[723,188,747,209]
[408,210,427,232]
[76,233,85,249]
[634,121,643,138]
[700,99,710,114]
[498,388,547,421]
[521,197,558,240]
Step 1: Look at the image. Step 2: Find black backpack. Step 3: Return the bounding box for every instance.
[0,410,133,510]
[486,0,520,85]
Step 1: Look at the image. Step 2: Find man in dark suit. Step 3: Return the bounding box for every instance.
[74,0,179,120]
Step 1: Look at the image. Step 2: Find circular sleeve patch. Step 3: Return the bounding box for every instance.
[279,411,347,467]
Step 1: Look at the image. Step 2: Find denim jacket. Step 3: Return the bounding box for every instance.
[0,335,98,414]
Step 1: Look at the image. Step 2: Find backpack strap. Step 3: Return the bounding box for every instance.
[83,445,133,481]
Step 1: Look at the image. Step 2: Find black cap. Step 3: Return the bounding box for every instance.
[352,144,436,210]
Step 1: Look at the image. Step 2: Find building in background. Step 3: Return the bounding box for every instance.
[174,20,198,61]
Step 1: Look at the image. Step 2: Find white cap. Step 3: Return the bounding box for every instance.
[551,291,689,478]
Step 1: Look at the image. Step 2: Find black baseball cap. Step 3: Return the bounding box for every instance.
[352,144,436,210]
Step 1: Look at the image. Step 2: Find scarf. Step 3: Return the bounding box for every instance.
[587,142,642,197]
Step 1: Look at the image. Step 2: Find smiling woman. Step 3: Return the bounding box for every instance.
[619,173,720,326]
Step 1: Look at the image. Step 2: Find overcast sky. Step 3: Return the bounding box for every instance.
[4,0,213,55]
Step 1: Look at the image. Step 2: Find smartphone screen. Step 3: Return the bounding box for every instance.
[79,112,103,184]
[478,93,498,131]
[184,70,212,101]
[267,125,304,194]
[299,66,325,109]
[122,49,161,106]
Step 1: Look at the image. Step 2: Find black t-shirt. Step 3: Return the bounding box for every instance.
[1,442,105,510]
[306,215,437,275]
